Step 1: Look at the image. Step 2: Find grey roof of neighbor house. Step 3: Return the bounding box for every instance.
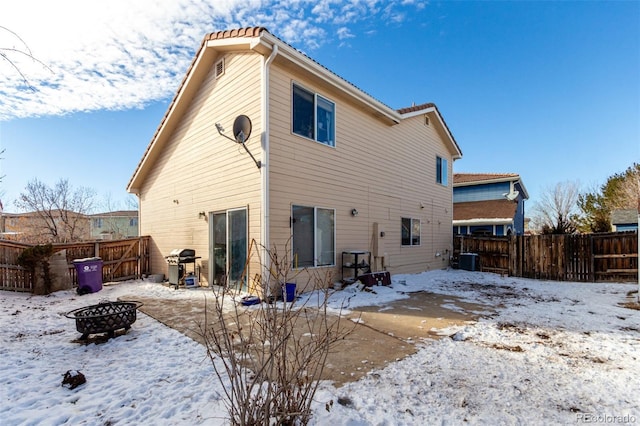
[611,209,639,225]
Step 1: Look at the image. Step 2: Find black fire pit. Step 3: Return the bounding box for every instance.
[65,301,143,340]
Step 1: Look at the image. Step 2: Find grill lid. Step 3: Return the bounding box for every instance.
[167,248,196,258]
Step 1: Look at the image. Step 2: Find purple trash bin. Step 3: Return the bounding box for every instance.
[74,257,103,294]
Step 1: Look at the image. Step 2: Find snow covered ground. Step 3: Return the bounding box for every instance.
[1,269,638,425]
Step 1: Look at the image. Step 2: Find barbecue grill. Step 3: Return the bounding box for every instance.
[165,248,200,288]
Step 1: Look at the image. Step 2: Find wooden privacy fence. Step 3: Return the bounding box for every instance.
[0,237,151,292]
[454,232,638,282]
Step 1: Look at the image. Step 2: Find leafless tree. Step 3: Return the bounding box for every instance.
[1,25,53,91]
[15,178,96,243]
[0,148,4,183]
[199,240,352,425]
[529,181,581,234]
[609,164,640,211]
[124,194,139,211]
[95,193,139,239]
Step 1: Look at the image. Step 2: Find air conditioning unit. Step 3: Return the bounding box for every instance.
[459,253,479,271]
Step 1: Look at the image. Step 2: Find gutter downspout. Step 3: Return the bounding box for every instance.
[262,44,278,289]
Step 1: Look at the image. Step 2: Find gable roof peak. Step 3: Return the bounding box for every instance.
[127,27,464,193]
[205,26,268,41]
[397,102,436,115]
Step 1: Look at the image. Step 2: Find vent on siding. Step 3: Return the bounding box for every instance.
[215,58,225,79]
[424,115,430,126]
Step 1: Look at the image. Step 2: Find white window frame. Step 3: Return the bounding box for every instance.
[292,83,336,147]
[436,156,448,186]
[401,217,421,246]
[291,205,336,268]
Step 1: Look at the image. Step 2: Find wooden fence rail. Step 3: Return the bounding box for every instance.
[454,232,638,283]
[0,237,151,292]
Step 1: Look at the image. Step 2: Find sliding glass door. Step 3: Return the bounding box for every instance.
[210,208,247,291]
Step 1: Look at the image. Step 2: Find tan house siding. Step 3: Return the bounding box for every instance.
[139,51,264,283]
[130,28,461,293]
[267,64,454,289]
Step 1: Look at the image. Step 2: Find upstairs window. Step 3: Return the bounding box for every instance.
[436,156,448,186]
[292,84,335,147]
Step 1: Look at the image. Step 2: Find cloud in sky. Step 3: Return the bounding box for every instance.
[0,0,419,121]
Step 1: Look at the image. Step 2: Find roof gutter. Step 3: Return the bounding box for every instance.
[260,32,401,125]
[453,218,514,225]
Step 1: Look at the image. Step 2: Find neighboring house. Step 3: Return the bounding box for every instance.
[89,211,139,240]
[127,27,463,291]
[0,210,91,243]
[0,211,21,241]
[611,209,638,232]
[453,173,529,236]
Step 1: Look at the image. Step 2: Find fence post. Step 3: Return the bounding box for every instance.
[590,235,595,283]
[508,235,516,276]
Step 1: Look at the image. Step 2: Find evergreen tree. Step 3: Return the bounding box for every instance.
[577,163,640,233]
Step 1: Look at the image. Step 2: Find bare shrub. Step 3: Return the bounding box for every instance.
[199,241,351,425]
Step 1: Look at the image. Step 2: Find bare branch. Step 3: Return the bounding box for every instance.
[198,240,353,425]
[14,178,96,243]
[1,26,54,92]
[529,181,580,234]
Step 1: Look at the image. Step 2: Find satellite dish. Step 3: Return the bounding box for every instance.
[214,114,261,169]
[232,115,252,144]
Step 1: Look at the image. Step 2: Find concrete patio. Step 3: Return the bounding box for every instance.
[122,289,490,386]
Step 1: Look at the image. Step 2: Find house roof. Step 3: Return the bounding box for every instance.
[397,102,462,159]
[453,172,530,200]
[127,27,462,194]
[611,208,639,225]
[453,199,518,222]
[454,173,520,184]
[2,209,88,218]
[89,210,138,218]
